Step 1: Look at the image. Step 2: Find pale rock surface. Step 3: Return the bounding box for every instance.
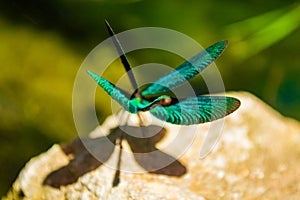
[5,92,300,199]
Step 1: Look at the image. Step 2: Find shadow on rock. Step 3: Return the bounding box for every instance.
[43,125,186,188]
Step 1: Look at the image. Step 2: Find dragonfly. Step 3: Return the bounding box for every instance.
[87,21,241,125]
[86,21,241,187]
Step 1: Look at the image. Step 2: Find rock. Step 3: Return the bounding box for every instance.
[5,92,300,199]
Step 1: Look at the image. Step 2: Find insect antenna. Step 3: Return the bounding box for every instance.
[104,20,139,95]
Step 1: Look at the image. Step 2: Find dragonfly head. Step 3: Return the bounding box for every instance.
[155,95,172,106]
[137,95,172,112]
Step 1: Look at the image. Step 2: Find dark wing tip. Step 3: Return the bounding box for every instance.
[215,39,229,51]
[104,19,110,28]
[204,39,229,61]
[226,97,241,114]
[104,20,115,36]
[221,39,229,46]
[216,39,228,48]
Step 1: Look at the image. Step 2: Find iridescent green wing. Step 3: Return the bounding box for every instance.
[87,70,132,112]
[141,40,228,96]
[149,96,240,125]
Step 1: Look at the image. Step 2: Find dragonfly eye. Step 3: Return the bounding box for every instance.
[159,97,172,106]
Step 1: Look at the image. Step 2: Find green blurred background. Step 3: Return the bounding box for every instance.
[0,0,299,196]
